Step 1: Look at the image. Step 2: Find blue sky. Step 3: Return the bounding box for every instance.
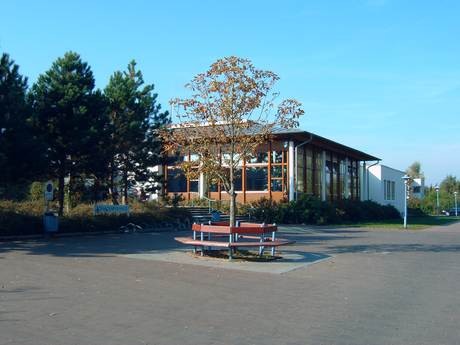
[1,0,459,185]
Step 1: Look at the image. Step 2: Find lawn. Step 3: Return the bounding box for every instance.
[347,216,460,230]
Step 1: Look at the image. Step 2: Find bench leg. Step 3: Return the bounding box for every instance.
[200,232,204,256]
[271,231,276,256]
[193,230,197,254]
[259,234,265,256]
[228,248,233,260]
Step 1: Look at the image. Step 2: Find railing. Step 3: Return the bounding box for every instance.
[190,196,230,214]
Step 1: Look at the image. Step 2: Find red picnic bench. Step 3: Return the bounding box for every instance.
[175,221,294,260]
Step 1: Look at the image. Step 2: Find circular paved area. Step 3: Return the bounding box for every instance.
[1,222,459,345]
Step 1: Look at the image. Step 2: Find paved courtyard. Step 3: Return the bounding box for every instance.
[1,222,460,345]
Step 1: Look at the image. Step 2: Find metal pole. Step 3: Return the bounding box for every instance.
[455,192,458,217]
[404,181,407,229]
[436,189,440,215]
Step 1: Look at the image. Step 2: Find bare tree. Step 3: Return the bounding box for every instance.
[162,56,304,226]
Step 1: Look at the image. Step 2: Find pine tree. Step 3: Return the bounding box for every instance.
[29,52,101,215]
[0,53,44,197]
[104,60,169,204]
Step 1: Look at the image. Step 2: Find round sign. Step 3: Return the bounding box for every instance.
[44,181,54,201]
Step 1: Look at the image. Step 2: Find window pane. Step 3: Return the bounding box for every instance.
[190,180,198,192]
[271,166,283,178]
[248,152,268,164]
[246,167,268,191]
[271,151,283,163]
[167,168,187,193]
[271,179,282,191]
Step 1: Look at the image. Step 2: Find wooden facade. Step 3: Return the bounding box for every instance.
[162,129,378,204]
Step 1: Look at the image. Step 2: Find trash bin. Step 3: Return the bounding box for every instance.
[43,212,59,233]
[211,210,221,222]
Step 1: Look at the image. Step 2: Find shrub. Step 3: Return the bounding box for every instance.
[0,199,193,236]
[29,181,45,201]
[247,195,401,225]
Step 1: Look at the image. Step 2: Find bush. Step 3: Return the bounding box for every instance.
[0,199,192,236]
[29,181,45,201]
[247,195,401,225]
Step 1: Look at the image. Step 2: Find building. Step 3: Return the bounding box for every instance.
[366,164,406,214]
[411,178,425,199]
[157,126,381,204]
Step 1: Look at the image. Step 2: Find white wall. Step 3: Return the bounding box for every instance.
[367,165,405,214]
[411,178,425,199]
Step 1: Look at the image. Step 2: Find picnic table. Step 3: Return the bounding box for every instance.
[175,221,294,260]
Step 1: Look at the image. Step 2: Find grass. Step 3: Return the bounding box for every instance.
[343,216,460,230]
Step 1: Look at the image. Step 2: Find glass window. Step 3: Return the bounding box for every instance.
[271,151,283,163]
[234,169,242,191]
[167,168,187,193]
[271,166,283,178]
[246,167,268,191]
[190,180,199,193]
[248,152,268,164]
[271,179,282,191]
[209,182,218,192]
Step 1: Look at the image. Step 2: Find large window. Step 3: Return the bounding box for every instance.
[167,168,187,193]
[314,151,322,196]
[325,153,332,200]
[384,179,395,201]
[269,144,287,193]
[246,167,268,191]
[305,147,313,194]
[248,152,268,164]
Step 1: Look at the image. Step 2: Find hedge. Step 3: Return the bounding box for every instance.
[248,195,401,225]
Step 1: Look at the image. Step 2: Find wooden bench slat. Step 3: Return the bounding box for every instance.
[175,237,230,248]
[174,237,294,248]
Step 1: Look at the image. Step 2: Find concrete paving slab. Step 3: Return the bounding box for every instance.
[122,249,331,274]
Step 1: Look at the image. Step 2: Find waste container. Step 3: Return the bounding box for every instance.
[211,210,221,222]
[43,212,59,233]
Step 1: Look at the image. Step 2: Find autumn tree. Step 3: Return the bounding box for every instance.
[163,56,304,226]
[406,161,424,179]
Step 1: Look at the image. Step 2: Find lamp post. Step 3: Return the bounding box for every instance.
[402,175,410,229]
[454,191,458,217]
[435,185,440,216]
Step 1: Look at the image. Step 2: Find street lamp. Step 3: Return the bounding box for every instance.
[454,191,458,217]
[435,185,440,216]
[402,175,410,229]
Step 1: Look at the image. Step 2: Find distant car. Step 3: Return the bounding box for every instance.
[448,208,460,216]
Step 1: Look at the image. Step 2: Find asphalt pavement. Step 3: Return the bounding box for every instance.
[1,222,459,345]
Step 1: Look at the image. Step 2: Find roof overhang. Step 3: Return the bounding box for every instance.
[272,129,380,161]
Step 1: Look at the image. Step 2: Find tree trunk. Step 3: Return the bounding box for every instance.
[93,178,99,203]
[122,168,128,205]
[109,159,119,205]
[57,163,65,216]
[229,189,237,227]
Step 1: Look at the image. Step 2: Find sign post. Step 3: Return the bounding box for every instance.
[44,181,54,212]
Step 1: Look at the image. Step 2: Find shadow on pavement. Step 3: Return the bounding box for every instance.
[0,231,187,258]
[326,243,460,254]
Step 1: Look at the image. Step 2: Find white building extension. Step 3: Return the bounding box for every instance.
[366,164,406,214]
[411,178,425,199]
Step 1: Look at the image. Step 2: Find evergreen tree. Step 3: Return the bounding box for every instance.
[104,60,169,204]
[29,52,101,215]
[0,53,44,197]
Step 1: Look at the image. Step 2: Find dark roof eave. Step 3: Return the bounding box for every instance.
[272,130,380,161]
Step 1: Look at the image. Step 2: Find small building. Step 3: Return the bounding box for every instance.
[366,164,406,214]
[157,126,381,204]
[411,178,425,199]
